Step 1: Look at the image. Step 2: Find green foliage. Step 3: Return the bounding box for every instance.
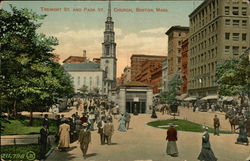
[147,119,232,134]
[0,6,74,119]
[160,72,182,104]
[216,55,250,97]
[1,118,57,135]
[79,85,88,94]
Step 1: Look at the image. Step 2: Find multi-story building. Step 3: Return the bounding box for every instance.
[130,54,167,81]
[161,58,168,92]
[134,59,165,94]
[165,26,189,81]
[181,39,189,94]
[188,0,250,97]
[63,50,87,64]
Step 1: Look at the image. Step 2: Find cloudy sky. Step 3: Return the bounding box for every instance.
[2,1,202,77]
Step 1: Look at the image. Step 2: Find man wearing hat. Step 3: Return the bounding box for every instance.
[78,123,91,159]
[103,119,114,145]
[166,123,178,157]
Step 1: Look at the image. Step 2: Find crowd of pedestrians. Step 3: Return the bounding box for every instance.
[41,96,133,159]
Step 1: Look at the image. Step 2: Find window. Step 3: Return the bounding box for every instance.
[178,33,181,36]
[96,76,99,86]
[225,19,230,25]
[232,20,240,27]
[178,41,182,46]
[242,33,247,41]
[78,76,80,86]
[242,20,247,27]
[225,6,230,15]
[242,46,247,51]
[242,7,247,16]
[225,33,230,40]
[233,46,239,55]
[232,33,239,41]
[106,46,109,55]
[232,7,239,15]
[225,46,230,54]
[89,77,92,89]
[83,77,86,85]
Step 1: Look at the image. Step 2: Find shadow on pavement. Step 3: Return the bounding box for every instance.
[86,153,97,158]
[110,143,118,145]
[67,146,77,151]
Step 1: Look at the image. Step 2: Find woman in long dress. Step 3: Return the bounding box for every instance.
[198,126,217,161]
[118,113,126,132]
[58,120,70,151]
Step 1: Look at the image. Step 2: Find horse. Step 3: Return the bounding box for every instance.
[225,114,242,132]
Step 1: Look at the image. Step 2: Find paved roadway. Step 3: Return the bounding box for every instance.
[46,107,250,161]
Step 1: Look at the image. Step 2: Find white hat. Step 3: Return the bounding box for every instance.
[82,123,88,127]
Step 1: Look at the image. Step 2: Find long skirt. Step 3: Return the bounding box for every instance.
[198,147,217,161]
[118,122,126,132]
[166,141,178,156]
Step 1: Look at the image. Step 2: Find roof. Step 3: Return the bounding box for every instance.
[63,56,85,63]
[63,62,100,71]
[131,54,167,59]
[121,81,151,87]
[165,26,189,35]
[189,0,210,18]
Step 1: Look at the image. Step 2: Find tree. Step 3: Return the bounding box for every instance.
[0,6,74,124]
[79,85,88,94]
[216,53,250,98]
[160,72,182,105]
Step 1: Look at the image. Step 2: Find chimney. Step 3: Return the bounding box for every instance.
[83,50,86,58]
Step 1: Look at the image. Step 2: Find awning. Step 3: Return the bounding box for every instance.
[184,97,197,101]
[176,94,188,100]
[201,95,218,100]
[222,96,234,101]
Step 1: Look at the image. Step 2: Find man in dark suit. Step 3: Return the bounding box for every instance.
[78,123,91,159]
[166,123,178,157]
[40,124,49,160]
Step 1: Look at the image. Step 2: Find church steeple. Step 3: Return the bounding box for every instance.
[108,0,111,18]
[100,0,117,94]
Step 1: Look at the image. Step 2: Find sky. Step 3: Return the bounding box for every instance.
[2,0,203,77]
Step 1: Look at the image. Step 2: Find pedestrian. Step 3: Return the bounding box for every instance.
[213,115,220,136]
[39,124,49,160]
[125,112,131,130]
[88,110,95,131]
[151,107,158,118]
[103,119,114,145]
[43,114,49,130]
[235,118,249,145]
[80,113,88,124]
[197,126,217,161]
[118,113,127,132]
[78,123,91,159]
[97,116,105,145]
[58,120,70,151]
[75,118,83,138]
[166,123,178,157]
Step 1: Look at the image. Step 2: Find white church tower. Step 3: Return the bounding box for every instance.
[100,0,117,95]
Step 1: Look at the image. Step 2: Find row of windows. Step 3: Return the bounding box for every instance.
[190,47,218,67]
[225,46,248,55]
[190,21,218,44]
[72,76,100,88]
[225,6,248,16]
[225,19,247,27]
[225,32,247,41]
[190,0,219,33]
[189,76,217,89]
[190,61,217,79]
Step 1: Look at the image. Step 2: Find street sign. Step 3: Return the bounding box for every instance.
[133,97,139,102]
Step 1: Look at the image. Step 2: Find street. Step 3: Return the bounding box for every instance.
[46,107,250,161]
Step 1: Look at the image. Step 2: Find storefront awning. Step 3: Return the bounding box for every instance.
[201,95,218,100]
[176,94,188,100]
[184,97,197,101]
